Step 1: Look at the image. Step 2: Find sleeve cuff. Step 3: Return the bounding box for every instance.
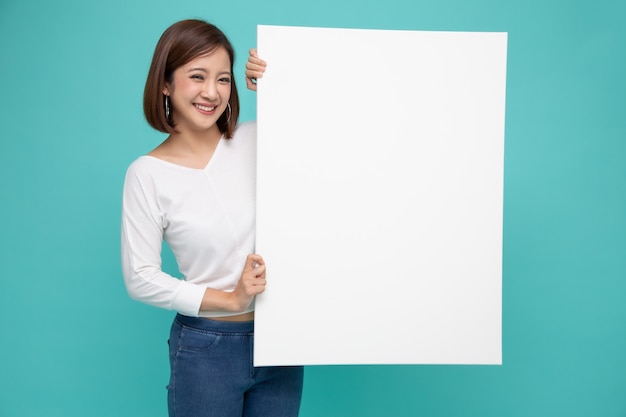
[172,280,206,317]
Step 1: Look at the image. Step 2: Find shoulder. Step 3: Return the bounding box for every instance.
[123,156,174,190]
[233,120,257,140]
[125,156,158,179]
[223,121,257,156]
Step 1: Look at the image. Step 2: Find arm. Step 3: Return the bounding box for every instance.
[121,163,266,316]
[245,48,267,91]
[121,164,203,316]
[200,254,266,312]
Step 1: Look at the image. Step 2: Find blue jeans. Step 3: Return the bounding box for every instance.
[167,314,304,417]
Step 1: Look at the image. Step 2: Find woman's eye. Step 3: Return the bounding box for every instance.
[191,74,204,80]
[219,77,232,84]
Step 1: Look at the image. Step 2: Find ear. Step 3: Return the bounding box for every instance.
[163,83,171,96]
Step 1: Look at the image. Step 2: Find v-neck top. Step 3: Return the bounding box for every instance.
[121,121,256,317]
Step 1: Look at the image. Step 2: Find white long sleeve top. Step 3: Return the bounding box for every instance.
[121,122,256,317]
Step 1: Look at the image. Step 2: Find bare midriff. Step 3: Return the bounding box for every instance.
[205,311,254,322]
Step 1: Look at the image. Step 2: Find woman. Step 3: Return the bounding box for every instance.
[121,19,302,417]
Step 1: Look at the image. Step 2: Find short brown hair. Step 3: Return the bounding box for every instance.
[143,19,240,139]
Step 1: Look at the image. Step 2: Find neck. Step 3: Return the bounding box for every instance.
[168,125,222,155]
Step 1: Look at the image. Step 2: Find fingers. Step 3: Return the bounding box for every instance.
[242,254,266,291]
[246,77,258,92]
[247,48,266,69]
[239,268,266,297]
[245,48,266,92]
[231,254,267,310]
[246,61,266,78]
[240,276,266,295]
[244,253,264,271]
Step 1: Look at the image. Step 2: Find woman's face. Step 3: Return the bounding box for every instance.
[164,47,232,136]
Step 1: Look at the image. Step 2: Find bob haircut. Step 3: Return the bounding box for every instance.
[143,19,240,139]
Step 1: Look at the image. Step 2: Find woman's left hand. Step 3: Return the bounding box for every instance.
[245,48,267,91]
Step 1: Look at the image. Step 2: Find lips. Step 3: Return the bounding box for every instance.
[194,103,217,113]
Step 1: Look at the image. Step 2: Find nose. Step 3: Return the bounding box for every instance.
[203,81,218,100]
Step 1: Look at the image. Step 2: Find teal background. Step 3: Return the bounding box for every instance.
[1,0,624,415]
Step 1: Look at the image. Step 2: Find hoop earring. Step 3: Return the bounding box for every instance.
[217,103,231,127]
[164,95,171,121]
[225,102,231,123]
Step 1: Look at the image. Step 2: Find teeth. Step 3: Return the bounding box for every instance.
[195,104,216,111]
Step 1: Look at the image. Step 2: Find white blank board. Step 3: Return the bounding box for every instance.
[254,25,507,366]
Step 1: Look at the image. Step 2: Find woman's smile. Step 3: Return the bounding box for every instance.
[194,103,218,114]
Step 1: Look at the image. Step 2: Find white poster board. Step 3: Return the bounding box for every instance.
[254,25,507,366]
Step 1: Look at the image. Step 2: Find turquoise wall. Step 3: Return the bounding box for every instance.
[1,0,624,416]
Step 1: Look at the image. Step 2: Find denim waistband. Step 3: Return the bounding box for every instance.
[174,313,254,334]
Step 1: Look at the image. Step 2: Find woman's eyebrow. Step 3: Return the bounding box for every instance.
[186,68,232,75]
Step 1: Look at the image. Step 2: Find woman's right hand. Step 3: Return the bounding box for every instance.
[230,254,266,311]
